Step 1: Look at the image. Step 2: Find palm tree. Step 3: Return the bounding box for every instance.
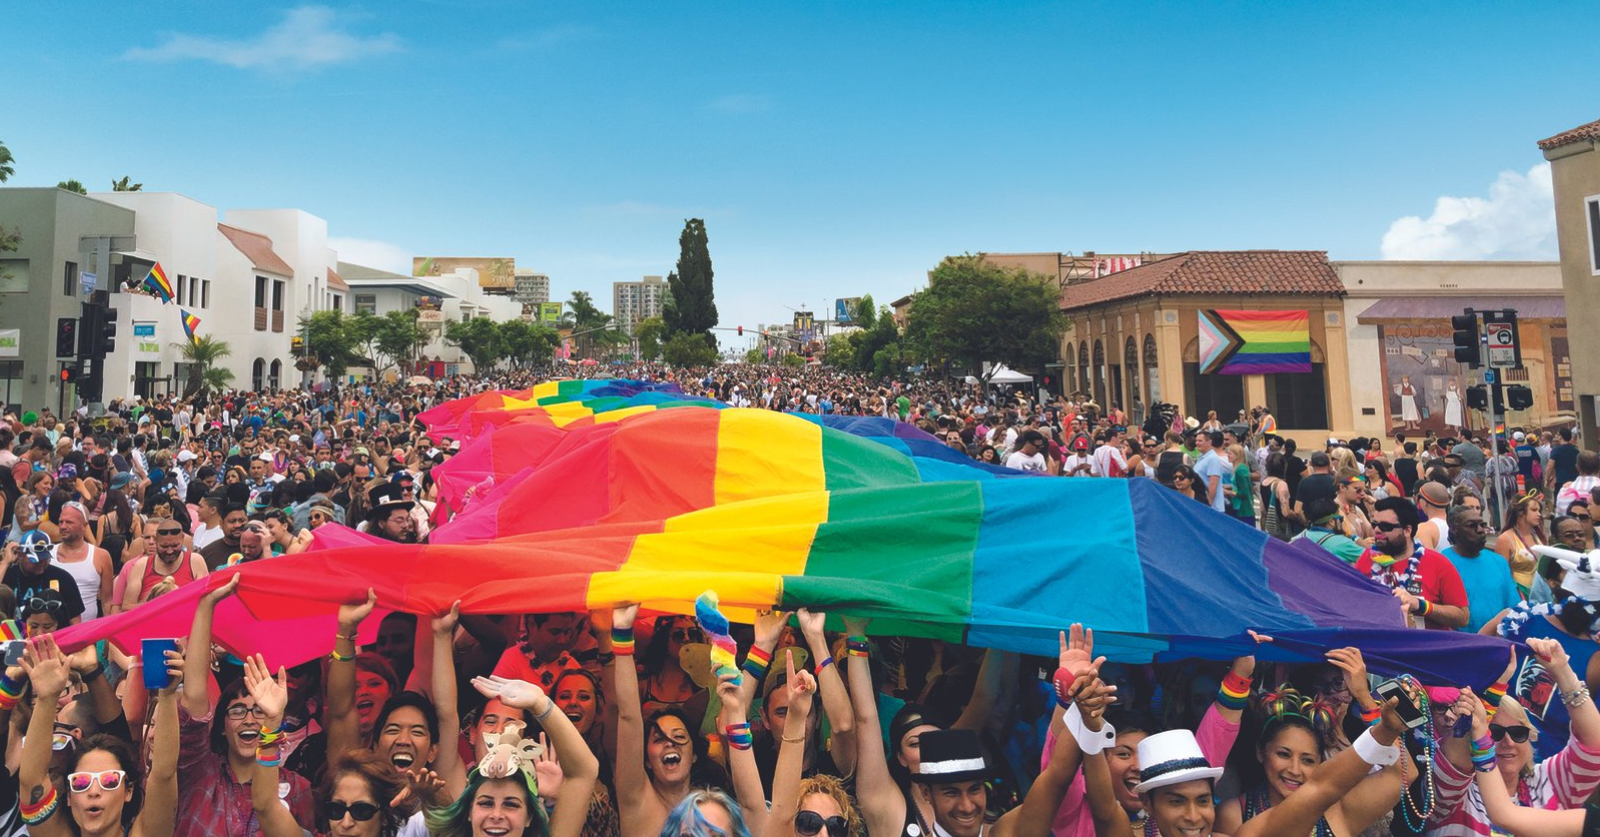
[56,180,86,195]
[174,335,235,396]
[0,141,14,182]
[111,176,143,192]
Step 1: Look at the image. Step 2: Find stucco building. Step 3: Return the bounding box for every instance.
[1542,117,1600,443]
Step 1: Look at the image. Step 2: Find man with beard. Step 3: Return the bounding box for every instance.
[364,483,417,543]
[120,515,209,609]
[1441,504,1523,633]
[1354,496,1470,630]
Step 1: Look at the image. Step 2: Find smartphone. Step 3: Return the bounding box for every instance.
[1374,678,1428,729]
[2,641,23,667]
[142,638,180,691]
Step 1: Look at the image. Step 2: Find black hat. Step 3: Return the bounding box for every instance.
[912,729,989,784]
[366,482,414,521]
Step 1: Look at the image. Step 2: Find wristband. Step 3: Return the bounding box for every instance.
[330,649,355,663]
[1359,704,1382,726]
[257,727,286,747]
[1064,703,1117,755]
[610,627,635,656]
[19,783,57,825]
[335,633,358,643]
[536,700,556,722]
[847,635,868,646]
[0,692,18,711]
[1417,599,1433,618]
[742,646,773,679]
[816,655,834,672]
[255,753,283,768]
[0,671,22,695]
[724,722,753,751]
[1051,667,1077,710]
[1469,734,1494,756]
[1351,728,1401,766]
[79,666,103,685]
[1217,672,1251,710]
[845,640,870,658]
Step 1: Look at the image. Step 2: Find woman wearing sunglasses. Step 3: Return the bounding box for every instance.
[1432,637,1600,834]
[766,653,863,837]
[17,633,182,837]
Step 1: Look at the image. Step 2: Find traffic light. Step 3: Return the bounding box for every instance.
[737,326,743,336]
[1507,385,1534,411]
[98,307,117,355]
[59,366,77,384]
[1451,311,1481,368]
[55,318,78,358]
[1467,385,1489,410]
[77,302,116,358]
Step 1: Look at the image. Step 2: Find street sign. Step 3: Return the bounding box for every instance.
[1482,310,1521,370]
[133,323,155,337]
[1484,369,1496,384]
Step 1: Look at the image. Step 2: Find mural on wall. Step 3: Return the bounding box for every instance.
[1379,322,1471,435]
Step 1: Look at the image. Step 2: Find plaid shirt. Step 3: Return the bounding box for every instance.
[177,703,315,837]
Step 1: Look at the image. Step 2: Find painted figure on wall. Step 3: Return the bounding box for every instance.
[1379,323,1470,438]
[1394,375,1422,431]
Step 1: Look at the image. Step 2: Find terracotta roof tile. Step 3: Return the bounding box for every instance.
[1061,251,1343,310]
[326,265,349,292]
[1538,117,1600,151]
[217,223,294,277]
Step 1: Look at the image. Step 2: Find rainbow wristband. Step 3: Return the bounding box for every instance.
[19,784,57,824]
[1483,682,1507,719]
[0,692,18,712]
[1216,680,1250,711]
[0,671,22,695]
[741,646,772,680]
[1360,705,1382,726]
[724,723,753,751]
[610,627,636,656]
[1418,599,1434,618]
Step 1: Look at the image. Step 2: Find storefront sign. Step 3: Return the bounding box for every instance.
[133,323,156,337]
[0,330,17,358]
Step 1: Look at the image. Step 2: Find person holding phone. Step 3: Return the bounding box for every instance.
[1431,637,1600,834]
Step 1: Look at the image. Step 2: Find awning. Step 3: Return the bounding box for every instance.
[1356,296,1565,325]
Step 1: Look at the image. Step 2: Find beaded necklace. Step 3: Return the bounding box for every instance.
[1393,674,1437,832]
[1241,784,1334,837]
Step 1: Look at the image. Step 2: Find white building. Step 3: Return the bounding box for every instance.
[89,192,348,397]
[339,262,523,377]
[612,275,665,335]
[514,270,550,304]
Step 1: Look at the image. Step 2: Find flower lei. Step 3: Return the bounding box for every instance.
[1496,596,1600,641]
[1368,540,1425,596]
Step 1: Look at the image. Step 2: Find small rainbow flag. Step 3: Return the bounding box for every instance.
[180,310,201,345]
[142,263,174,303]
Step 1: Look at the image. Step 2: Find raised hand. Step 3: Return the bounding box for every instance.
[1059,624,1102,681]
[1527,637,1571,674]
[796,608,827,641]
[755,608,793,647]
[1375,695,1408,739]
[243,653,288,724]
[158,648,185,695]
[611,604,639,632]
[338,588,378,630]
[472,675,551,716]
[785,649,818,717]
[201,573,241,607]
[716,671,747,722]
[22,636,70,699]
[1325,647,1373,705]
[531,733,562,801]
[1077,677,1119,733]
[432,601,461,636]
[840,615,870,638]
[66,643,102,675]
[389,767,449,810]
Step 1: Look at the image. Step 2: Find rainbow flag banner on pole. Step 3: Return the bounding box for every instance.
[180,310,201,345]
[141,263,174,303]
[1196,309,1311,374]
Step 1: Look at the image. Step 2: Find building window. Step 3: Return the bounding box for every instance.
[0,260,29,293]
[355,294,376,315]
[252,358,265,391]
[202,279,211,309]
[332,294,343,312]
[272,280,284,311]
[1588,196,1600,273]
[1264,365,1330,430]
[0,360,21,413]
[63,261,78,297]
[176,274,187,306]
[255,276,268,308]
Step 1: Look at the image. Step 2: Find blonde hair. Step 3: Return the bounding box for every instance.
[1226,444,1247,466]
[799,775,865,837]
[1329,447,1358,473]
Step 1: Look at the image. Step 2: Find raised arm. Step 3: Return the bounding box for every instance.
[952,647,1014,734]
[1529,637,1600,750]
[1475,758,1586,835]
[471,676,599,837]
[994,670,1113,837]
[842,616,905,837]
[325,587,377,758]
[1237,696,1406,837]
[17,636,74,837]
[182,573,240,719]
[133,648,186,837]
[608,604,648,815]
[797,608,856,777]
[717,667,766,834]
[430,602,466,798]
[242,654,302,837]
[766,655,820,837]
[743,609,791,711]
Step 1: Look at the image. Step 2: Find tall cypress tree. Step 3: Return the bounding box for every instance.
[664,218,718,347]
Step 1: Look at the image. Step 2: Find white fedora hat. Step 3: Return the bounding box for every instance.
[1132,729,1224,795]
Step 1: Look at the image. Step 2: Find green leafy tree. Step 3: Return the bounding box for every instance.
[0,141,13,182]
[56,180,86,195]
[301,310,361,386]
[781,353,805,368]
[110,176,143,192]
[848,311,902,374]
[663,219,718,350]
[662,331,719,367]
[744,348,762,364]
[825,333,855,368]
[376,310,423,373]
[0,143,17,283]
[634,316,666,362]
[904,254,1066,374]
[173,335,235,396]
[445,317,503,375]
[852,294,877,331]
[498,320,560,368]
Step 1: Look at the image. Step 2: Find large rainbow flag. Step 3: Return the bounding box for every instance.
[52,381,1512,687]
[1197,309,1311,374]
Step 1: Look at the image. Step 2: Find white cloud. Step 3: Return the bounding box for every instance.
[124,6,401,70]
[330,237,412,275]
[1380,163,1557,260]
[708,94,772,114]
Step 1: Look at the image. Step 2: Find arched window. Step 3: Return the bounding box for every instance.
[1125,336,1141,417]
[252,358,265,392]
[1077,343,1090,399]
[1143,334,1161,405]
[1092,340,1106,407]
[268,359,281,391]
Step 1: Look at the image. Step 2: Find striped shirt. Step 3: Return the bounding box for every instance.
[1427,734,1600,836]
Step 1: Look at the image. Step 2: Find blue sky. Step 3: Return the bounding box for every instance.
[5,2,1596,345]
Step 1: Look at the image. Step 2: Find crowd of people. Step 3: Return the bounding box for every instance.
[0,364,1593,837]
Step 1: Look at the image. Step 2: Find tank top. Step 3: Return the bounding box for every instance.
[141,551,197,594]
[52,544,102,620]
[1421,517,1452,551]
[1506,529,1540,596]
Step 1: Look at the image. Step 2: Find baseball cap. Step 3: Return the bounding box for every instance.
[1513,431,1526,441]
[176,450,198,463]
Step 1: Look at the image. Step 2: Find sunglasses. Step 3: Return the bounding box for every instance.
[1576,514,1593,522]
[25,597,61,613]
[67,770,126,793]
[157,527,183,536]
[671,629,705,643]
[795,811,849,837]
[322,800,381,822]
[1489,724,1531,743]
[1373,521,1404,533]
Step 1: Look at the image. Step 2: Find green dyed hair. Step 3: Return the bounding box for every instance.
[424,766,548,837]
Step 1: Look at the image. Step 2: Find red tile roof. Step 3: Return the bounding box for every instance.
[326,265,349,292]
[1538,117,1600,151]
[217,223,294,277]
[1061,251,1343,310]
